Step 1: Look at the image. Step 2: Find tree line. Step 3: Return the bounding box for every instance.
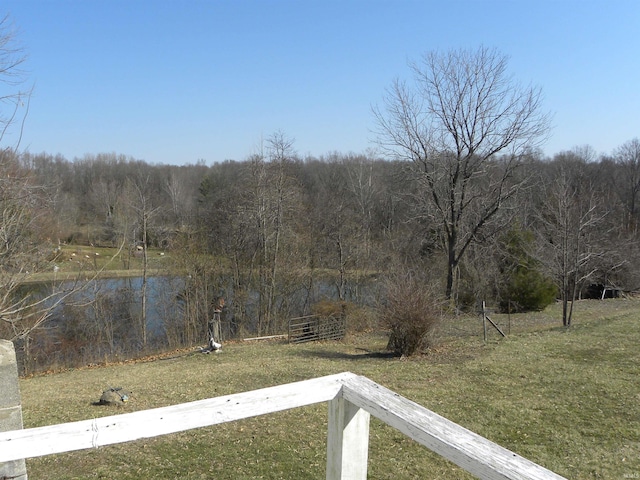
[1,20,639,370]
[13,136,640,309]
[3,134,640,371]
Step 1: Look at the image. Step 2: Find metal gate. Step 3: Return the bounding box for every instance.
[288,314,346,344]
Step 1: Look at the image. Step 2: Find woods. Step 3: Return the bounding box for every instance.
[8,148,640,319]
[3,139,640,371]
[0,19,639,371]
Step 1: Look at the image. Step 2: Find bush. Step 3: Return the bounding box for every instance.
[379,274,442,357]
[499,267,557,313]
[497,226,557,313]
[311,300,376,333]
[311,299,347,318]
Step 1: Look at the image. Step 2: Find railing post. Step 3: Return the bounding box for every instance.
[0,340,28,479]
[326,395,370,480]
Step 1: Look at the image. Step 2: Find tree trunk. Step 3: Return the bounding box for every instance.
[140,212,148,348]
[445,230,458,300]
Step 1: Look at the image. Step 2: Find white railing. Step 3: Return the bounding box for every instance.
[0,372,565,480]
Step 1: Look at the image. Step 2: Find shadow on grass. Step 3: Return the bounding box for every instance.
[295,347,398,361]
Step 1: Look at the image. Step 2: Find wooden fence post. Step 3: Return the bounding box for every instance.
[326,396,370,480]
[0,340,27,479]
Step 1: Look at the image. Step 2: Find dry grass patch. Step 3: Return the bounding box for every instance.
[17,299,640,479]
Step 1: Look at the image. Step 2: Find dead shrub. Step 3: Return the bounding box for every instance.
[311,300,376,333]
[379,274,442,356]
[311,299,347,318]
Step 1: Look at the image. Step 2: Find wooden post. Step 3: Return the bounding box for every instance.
[326,396,370,480]
[482,301,488,342]
[0,340,28,479]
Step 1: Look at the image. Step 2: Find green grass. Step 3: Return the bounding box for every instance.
[28,244,173,282]
[18,298,640,479]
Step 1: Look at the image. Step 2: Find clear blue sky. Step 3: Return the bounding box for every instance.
[3,0,639,165]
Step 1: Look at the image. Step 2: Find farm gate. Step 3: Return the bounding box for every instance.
[288,314,346,343]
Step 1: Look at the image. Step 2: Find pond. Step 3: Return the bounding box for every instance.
[17,273,381,373]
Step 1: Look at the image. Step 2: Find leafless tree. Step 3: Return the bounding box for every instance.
[0,144,140,368]
[126,173,163,348]
[0,14,30,151]
[313,156,355,301]
[535,152,608,327]
[374,46,551,300]
[0,16,60,348]
[613,138,640,233]
[0,150,128,372]
[164,170,190,229]
[245,131,302,334]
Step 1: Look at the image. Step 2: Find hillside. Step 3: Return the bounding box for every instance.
[17,299,640,479]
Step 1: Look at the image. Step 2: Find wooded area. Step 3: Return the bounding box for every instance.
[1,16,639,372]
[15,138,640,309]
[2,139,639,369]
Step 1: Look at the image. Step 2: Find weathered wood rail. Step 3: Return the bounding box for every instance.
[0,372,566,479]
[0,340,27,480]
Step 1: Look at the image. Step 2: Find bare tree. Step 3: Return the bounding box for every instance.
[245,131,302,334]
[0,152,52,333]
[374,46,551,300]
[126,173,162,349]
[613,138,640,233]
[0,14,30,150]
[0,149,128,372]
[264,131,294,331]
[0,16,59,349]
[312,157,354,301]
[164,170,190,229]
[535,153,607,327]
[344,153,378,271]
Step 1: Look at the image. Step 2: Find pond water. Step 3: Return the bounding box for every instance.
[19,273,381,372]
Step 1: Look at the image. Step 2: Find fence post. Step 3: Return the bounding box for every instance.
[326,396,370,480]
[0,340,28,479]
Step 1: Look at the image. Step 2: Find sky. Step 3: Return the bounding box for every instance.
[2,0,639,165]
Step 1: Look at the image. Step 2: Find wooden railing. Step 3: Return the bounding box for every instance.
[0,372,566,479]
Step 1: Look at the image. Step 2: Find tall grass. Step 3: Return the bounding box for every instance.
[18,298,640,479]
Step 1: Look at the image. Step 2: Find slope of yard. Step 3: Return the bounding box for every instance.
[25,244,173,284]
[17,298,640,479]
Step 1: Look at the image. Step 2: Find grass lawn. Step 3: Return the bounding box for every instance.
[27,244,173,283]
[17,298,640,479]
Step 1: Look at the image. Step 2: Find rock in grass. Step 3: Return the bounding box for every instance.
[95,387,131,406]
